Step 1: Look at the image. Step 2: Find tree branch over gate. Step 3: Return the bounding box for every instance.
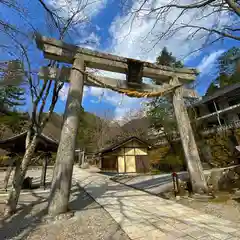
[122,0,240,55]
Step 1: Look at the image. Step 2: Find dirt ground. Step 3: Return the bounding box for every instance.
[0,169,129,240]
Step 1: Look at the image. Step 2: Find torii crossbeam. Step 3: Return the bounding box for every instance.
[36,35,208,216]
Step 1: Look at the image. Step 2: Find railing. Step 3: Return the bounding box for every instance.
[153,136,181,146]
[150,121,240,145]
[196,103,240,121]
[201,120,240,135]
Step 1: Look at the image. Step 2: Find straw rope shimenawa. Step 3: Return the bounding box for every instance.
[77,69,182,98]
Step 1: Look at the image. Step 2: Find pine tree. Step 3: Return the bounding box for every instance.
[156,47,183,68]
[206,47,240,95]
[0,85,25,111]
[147,47,183,132]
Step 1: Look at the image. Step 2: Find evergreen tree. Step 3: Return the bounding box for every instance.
[146,47,183,132]
[206,47,240,95]
[156,47,183,68]
[218,47,240,76]
[0,85,25,111]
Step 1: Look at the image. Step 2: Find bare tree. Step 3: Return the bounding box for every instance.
[1,0,96,216]
[120,0,240,55]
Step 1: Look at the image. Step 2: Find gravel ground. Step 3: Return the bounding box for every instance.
[0,168,54,191]
[164,191,240,224]
[0,169,129,240]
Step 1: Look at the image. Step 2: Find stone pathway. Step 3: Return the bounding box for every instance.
[72,168,240,240]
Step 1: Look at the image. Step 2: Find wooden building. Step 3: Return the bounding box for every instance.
[0,131,58,154]
[99,137,151,173]
[0,131,59,189]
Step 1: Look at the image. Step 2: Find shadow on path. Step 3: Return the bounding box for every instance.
[0,181,95,240]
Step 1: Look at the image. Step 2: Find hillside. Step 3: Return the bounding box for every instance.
[0,110,99,142]
[0,111,30,139]
[0,109,109,153]
[0,109,154,154]
[42,112,63,141]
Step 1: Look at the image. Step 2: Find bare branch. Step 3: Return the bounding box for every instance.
[37,80,52,126]
[123,0,240,55]
[38,0,61,32]
[184,24,240,41]
[151,0,216,11]
[225,0,240,16]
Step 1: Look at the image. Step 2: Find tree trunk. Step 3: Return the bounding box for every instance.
[4,135,37,216]
[48,58,84,216]
[40,156,48,189]
[3,160,14,191]
[171,77,208,194]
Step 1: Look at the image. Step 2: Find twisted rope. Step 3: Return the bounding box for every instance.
[80,70,181,98]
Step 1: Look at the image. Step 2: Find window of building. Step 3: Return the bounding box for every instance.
[207,121,219,128]
[207,101,219,113]
[228,98,240,106]
[220,118,226,125]
[207,118,225,128]
[194,107,200,117]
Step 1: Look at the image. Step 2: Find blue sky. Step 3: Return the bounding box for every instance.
[1,0,240,121]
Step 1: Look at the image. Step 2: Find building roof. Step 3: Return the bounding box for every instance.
[98,136,151,155]
[193,82,240,106]
[0,131,59,153]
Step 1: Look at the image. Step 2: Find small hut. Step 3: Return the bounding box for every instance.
[99,136,151,173]
[0,131,58,189]
[0,131,58,154]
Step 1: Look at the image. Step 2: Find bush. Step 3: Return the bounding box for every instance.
[151,168,161,175]
[149,143,186,173]
[0,155,10,166]
[205,130,236,167]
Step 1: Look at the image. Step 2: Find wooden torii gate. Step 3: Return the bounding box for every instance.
[36,35,208,215]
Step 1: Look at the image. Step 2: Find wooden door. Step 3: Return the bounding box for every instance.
[125,155,136,172]
[101,156,117,171]
[135,155,150,173]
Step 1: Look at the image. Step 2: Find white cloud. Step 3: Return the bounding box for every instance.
[109,0,230,62]
[47,0,107,23]
[106,0,232,120]
[58,83,69,101]
[85,69,147,120]
[197,50,225,76]
[89,86,104,97]
[86,85,146,121]
[114,107,128,122]
[76,32,101,50]
[195,49,225,95]
[58,83,89,101]
[46,0,107,48]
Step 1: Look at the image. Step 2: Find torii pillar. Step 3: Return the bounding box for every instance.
[48,58,85,216]
[171,77,208,194]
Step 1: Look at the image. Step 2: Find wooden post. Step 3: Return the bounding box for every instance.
[170,77,208,194]
[40,155,48,189]
[48,57,85,216]
[3,159,15,191]
[78,151,82,167]
[82,151,85,165]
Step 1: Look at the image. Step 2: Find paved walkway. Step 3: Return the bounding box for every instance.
[72,168,240,240]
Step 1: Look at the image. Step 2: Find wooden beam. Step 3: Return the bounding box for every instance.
[38,67,199,98]
[36,35,198,82]
[183,88,199,99]
[38,66,171,91]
